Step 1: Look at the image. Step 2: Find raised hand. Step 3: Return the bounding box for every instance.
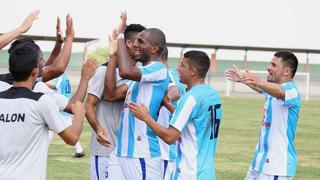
[242,71,259,86]
[117,11,127,34]
[225,64,243,82]
[55,17,64,44]
[81,57,99,80]
[65,14,74,41]
[108,28,118,56]
[19,10,40,33]
[128,103,149,121]
[96,126,112,147]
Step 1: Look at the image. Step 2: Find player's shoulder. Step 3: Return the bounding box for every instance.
[0,86,44,101]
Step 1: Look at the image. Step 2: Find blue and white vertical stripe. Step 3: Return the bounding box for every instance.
[116,61,169,158]
[251,80,301,176]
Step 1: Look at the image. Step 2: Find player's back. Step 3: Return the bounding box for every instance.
[172,84,222,180]
[0,87,68,180]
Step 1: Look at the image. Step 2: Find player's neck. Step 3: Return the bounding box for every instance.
[13,76,36,90]
[186,78,205,90]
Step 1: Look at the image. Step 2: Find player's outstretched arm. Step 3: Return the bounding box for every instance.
[226,65,263,93]
[58,101,85,145]
[116,11,142,81]
[45,17,64,66]
[85,94,111,147]
[42,14,74,82]
[128,102,180,144]
[0,10,39,49]
[64,58,99,113]
[242,72,285,99]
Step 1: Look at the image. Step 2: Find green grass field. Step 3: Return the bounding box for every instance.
[47,97,320,179]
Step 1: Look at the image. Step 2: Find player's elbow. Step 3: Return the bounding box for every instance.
[119,71,131,79]
[64,136,78,146]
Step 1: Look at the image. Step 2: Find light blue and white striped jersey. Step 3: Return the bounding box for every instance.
[116,61,169,158]
[54,73,71,116]
[158,68,186,161]
[170,84,222,180]
[251,80,301,176]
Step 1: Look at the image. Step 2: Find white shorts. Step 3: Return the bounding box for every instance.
[90,155,109,180]
[162,160,175,180]
[107,151,125,180]
[245,168,292,180]
[116,155,163,180]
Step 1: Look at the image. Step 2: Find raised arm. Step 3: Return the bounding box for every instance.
[63,58,99,113]
[242,72,285,99]
[128,103,180,145]
[104,32,128,101]
[41,14,74,82]
[0,10,39,49]
[45,17,64,66]
[116,11,142,81]
[58,101,85,145]
[85,94,111,147]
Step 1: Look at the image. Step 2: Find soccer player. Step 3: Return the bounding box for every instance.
[0,42,85,180]
[105,12,169,179]
[158,46,186,179]
[129,50,222,180]
[225,51,301,180]
[50,73,85,158]
[85,23,145,180]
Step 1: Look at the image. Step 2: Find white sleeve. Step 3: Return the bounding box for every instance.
[88,66,106,100]
[46,92,69,111]
[38,95,70,134]
[33,81,68,111]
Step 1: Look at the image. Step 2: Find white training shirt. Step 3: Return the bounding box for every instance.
[87,65,128,156]
[0,87,70,180]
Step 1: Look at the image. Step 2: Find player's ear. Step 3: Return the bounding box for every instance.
[283,67,291,77]
[31,67,39,79]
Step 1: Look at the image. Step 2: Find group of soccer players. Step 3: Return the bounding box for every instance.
[0,10,301,180]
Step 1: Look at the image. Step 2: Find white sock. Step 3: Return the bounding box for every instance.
[74,141,84,153]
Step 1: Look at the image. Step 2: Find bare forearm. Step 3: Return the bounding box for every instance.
[104,57,117,100]
[117,38,141,80]
[143,115,175,144]
[255,81,284,99]
[246,84,263,94]
[70,78,89,103]
[70,113,84,142]
[0,28,24,49]
[85,105,99,132]
[42,39,72,82]
[45,42,62,66]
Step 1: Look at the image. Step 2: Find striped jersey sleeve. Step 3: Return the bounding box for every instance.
[170,94,197,132]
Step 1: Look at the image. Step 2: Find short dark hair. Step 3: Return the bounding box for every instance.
[144,28,166,56]
[184,50,210,78]
[274,51,298,78]
[8,38,40,55]
[160,46,168,61]
[124,24,146,41]
[9,42,39,82]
